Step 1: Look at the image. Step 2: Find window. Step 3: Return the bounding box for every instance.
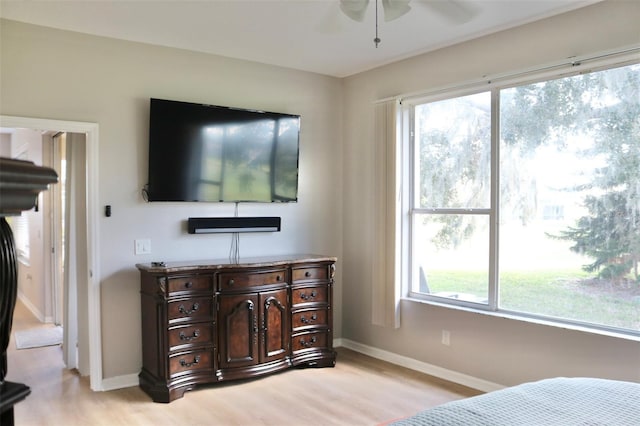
[406,61,640,334]
[8,214,30,265]
[7,150,31,265]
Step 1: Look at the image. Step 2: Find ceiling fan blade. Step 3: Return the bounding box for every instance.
[419,0,477,24]
[340,0,370,22]
[382,0,412,22]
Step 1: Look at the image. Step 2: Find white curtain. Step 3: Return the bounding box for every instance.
[371,99,402,328]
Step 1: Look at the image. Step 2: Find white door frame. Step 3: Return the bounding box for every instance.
[0,115,102,391]
[49,133,64,327]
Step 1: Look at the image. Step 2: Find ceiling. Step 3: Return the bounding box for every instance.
[0,0,601,78]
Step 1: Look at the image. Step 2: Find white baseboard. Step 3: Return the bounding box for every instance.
[336,338,504,393]
[99,339,502,393]
[100,373,139,392]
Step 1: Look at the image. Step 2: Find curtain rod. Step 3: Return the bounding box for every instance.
[375,45,640,105]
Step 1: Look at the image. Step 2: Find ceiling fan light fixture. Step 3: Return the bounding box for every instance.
[340,0,370,22]
[382,0,411,22]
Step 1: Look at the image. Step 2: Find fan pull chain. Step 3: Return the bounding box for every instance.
[374,0,381,48]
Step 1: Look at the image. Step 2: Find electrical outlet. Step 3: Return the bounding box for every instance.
[135,239,151,255]
[441,330,451,346]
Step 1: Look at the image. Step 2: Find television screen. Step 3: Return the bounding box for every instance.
[147,98,300,202]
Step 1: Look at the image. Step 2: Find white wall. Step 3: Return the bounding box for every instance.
[0,134,11,157]
[342,0,640,387]
[0,19,343,379]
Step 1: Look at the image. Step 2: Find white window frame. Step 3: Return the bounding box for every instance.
[402,88,499,312]
[398,50,640,337]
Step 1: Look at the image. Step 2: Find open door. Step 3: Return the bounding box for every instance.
[51,132,87,370]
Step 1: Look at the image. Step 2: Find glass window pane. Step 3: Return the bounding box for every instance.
[415,92,491,209]
[412,213,489,304]
[499,64,640,331]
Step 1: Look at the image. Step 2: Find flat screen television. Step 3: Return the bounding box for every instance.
[146,98,300,202]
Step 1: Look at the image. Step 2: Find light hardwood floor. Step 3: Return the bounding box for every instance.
[6,300,482,425]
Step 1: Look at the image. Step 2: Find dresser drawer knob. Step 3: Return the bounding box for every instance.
[300,314,317,324]
[305,271,311,277]
[276,275,282,281]
[178,303,200,315]
[228,279,235,286]
[185,281,193,289]
[299,336,317,348]
[300,290,317,301]
[179,355,201,368]
[179,329,200,341]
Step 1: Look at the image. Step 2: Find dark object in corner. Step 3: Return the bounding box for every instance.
[0,381,31,425]
[0,157,57,425]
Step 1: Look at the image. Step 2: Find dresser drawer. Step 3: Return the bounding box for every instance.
[167,297,214,322]
[166,275,213,294]
[169,349,214,377]
[168,323,214,351]
[292,266,328,283]
[291,285,328,306]
[218,269,288,291]
[292,308,328,331]
[292,331,329,353]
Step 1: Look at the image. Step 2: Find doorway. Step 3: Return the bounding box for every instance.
[0,115,102,391]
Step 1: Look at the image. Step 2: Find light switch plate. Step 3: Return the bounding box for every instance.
[135,239,151,255]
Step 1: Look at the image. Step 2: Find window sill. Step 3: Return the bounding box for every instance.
[402,296,640,343]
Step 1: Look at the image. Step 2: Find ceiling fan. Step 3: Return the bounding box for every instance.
[340,0,411,23]
[337,0,476,47]
[340,0,476,23]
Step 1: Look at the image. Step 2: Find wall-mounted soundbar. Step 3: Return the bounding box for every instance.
[188,217,281,234]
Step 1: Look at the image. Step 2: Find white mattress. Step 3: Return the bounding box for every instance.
[391,377,640,426]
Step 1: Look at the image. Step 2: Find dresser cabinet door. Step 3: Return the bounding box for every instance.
[218,289,290,368]
[218,294,259,369]
[261,288,289,363]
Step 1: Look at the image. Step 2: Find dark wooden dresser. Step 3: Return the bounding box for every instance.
[137,254,337,402]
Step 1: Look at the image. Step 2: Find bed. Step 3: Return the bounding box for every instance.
[391,377,640,425]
